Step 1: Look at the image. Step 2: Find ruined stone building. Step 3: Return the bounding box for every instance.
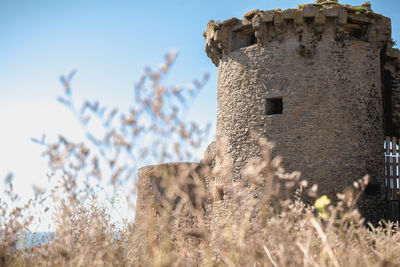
[204,0,400,222]
[132,1,400,261]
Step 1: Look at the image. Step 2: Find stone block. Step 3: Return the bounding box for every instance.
[274,11,284,25]
[294,10,304,25]
[315,11,326,25]
[368,26,377,42]
[243,9,260,20]
[252,14,263,29]
[232,22,248,32]
[348,13,370,24]
[323,5,341,18]
[242,17,252,26]
[261,10,275,23]
[215,30,224,42]
[302,6,319,18]
[283,9,296,20]
[337,9,348,25]
[223,17,239,27]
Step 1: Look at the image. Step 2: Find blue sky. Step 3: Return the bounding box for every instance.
[0,0,399,230]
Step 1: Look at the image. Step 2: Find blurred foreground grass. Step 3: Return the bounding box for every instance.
[1,54,400,267]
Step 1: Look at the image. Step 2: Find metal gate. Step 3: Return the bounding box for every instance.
[384,136,400,221]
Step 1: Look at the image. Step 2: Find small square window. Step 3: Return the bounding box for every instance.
[266,97,283,115]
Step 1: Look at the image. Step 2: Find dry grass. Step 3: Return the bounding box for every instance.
[1,53,400,267]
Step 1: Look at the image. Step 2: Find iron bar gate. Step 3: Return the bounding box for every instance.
[385,136,400,221]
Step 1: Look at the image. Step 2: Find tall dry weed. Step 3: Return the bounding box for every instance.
[1,54,400,267]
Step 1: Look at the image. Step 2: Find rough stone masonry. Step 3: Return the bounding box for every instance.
[204,0,400,222]
[132,1,400,261]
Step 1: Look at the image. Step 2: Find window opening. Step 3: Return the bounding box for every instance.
[230,28,256,51]
[266,97,283,115]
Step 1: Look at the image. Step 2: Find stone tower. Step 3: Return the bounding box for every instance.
[204,1,400,222]
[131,2,400,263]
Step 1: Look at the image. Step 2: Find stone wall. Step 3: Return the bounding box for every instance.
[204,2,399,222]
[131,162,212,265]
[385,47,400,136]
[205,2,390,67]
[132,3,400,259]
